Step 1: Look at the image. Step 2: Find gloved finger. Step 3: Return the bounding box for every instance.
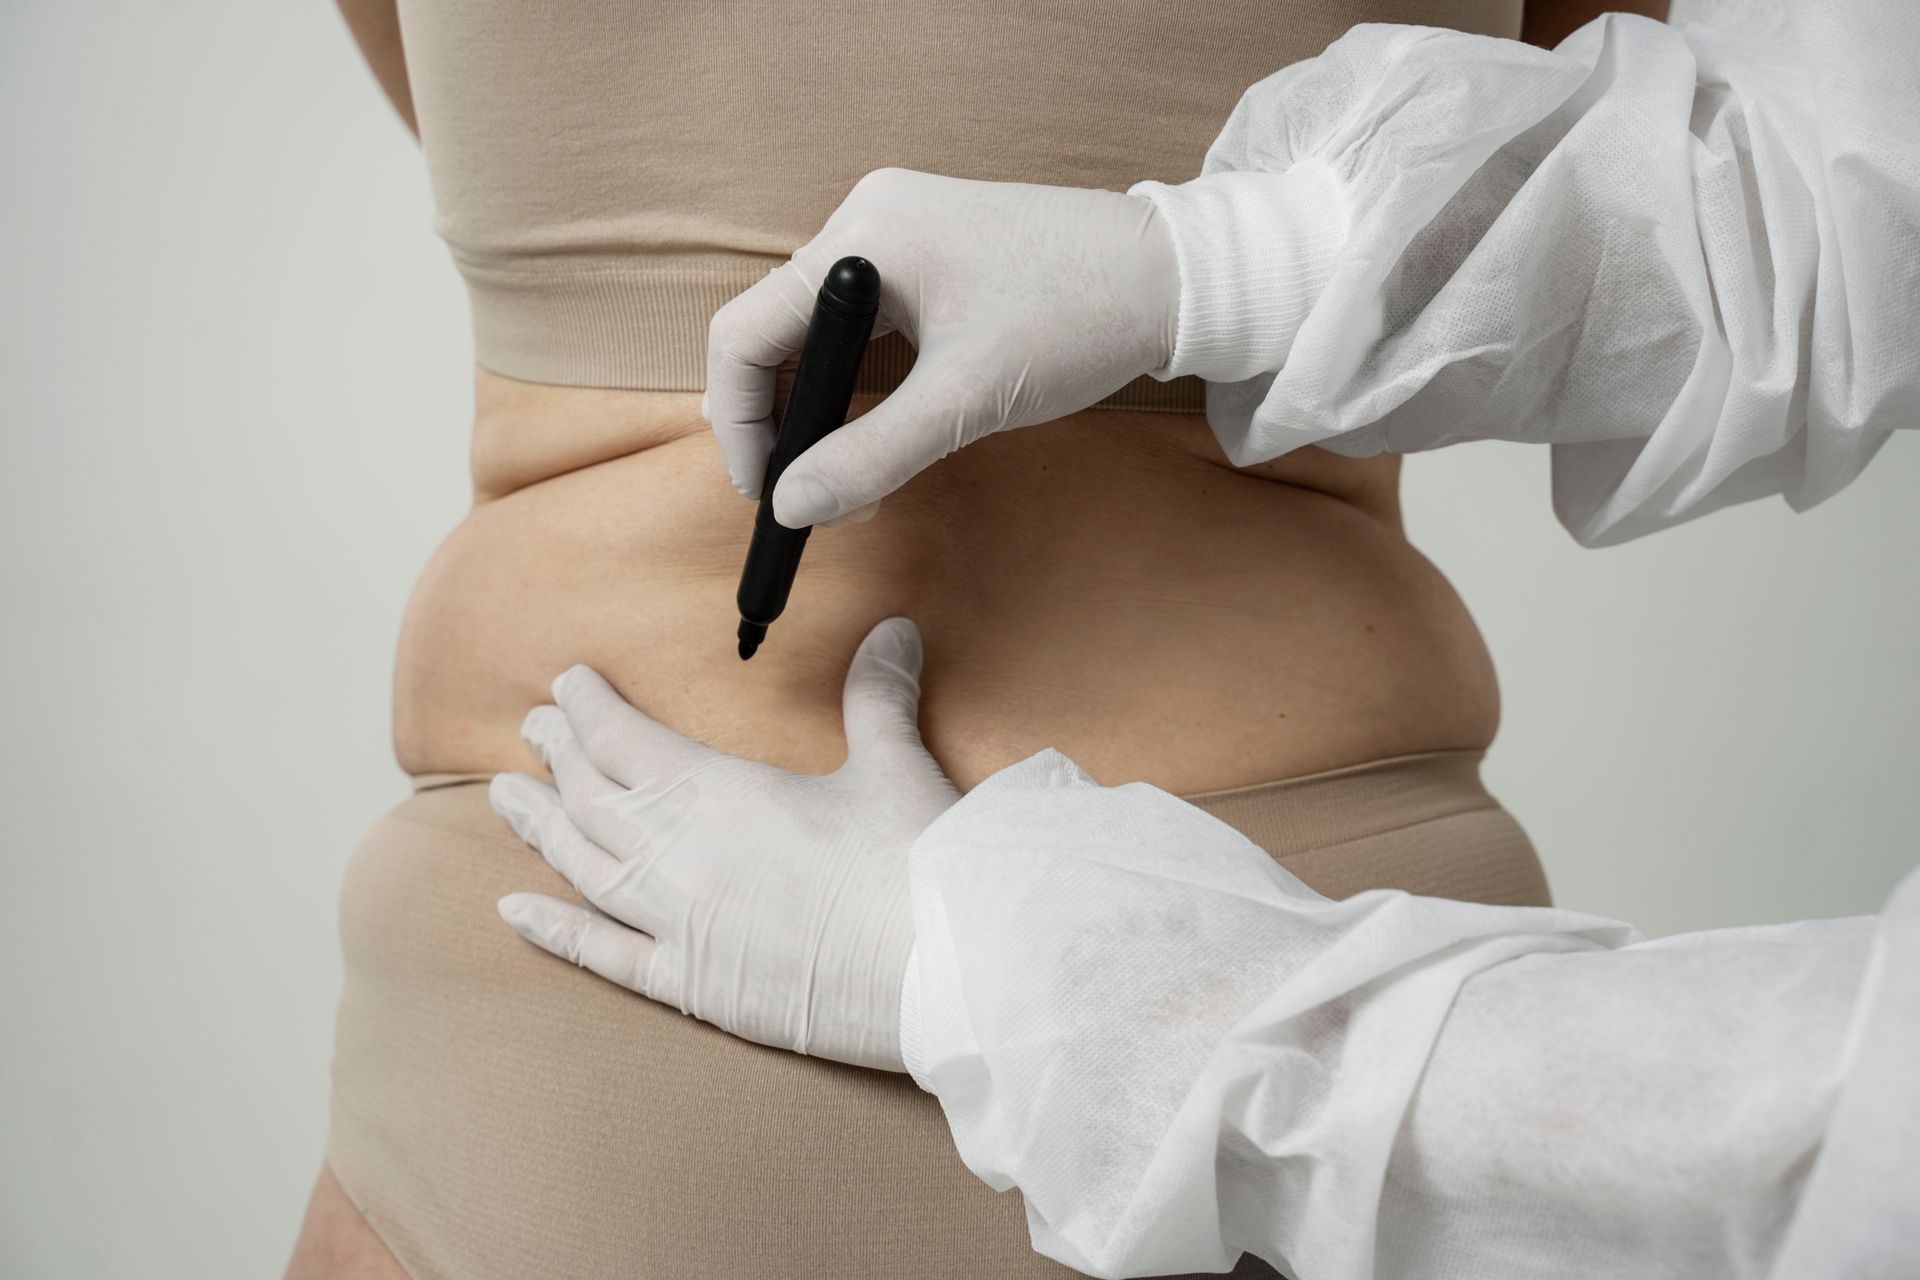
[497,892,660,1000]
[770,361,972,527]
[523,706,658,862]
[705,260,819,499]
[489,772,621,907]
[840,617,929,766]
[551,665,717,792]
[818,498,883,529]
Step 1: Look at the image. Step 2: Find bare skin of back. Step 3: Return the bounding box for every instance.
[289,1,1662,1273]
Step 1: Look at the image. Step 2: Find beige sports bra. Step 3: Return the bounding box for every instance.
[396,0,1520,399]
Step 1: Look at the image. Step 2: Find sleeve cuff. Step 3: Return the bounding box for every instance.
[898,943,932,1088]
[1129,161,1349,384]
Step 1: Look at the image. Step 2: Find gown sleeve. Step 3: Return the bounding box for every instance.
[897,749,1914,1279]
[1126,2,1920,545]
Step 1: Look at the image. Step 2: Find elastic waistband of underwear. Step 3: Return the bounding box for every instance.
[410,748,1496,849]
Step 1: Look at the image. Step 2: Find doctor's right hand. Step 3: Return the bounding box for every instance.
[704,168,1182,527]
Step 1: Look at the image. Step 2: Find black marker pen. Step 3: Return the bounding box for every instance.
[734,256,881,660]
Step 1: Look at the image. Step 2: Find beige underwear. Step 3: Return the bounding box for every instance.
[328,751,1548,1278]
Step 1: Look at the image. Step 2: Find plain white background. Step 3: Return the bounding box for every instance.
[1,2,1914,1276]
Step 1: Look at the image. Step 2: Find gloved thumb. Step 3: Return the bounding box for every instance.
[772,362,964,527]
[840,617,931,766]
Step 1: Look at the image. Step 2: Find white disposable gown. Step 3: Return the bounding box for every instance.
[901,3,1919,1275]
[1128,1,1918,545]
[901,754,1917,1279]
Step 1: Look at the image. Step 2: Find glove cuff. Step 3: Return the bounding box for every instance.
[1129,161,1348,384]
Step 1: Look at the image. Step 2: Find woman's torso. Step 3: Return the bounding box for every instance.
[332,2,1533,1275]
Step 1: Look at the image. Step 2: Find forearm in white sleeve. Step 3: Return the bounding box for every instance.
[1127,2,1920,545]
[898,750,1918,1279]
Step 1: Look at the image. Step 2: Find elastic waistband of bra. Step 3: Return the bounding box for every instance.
[459,254,1205,414]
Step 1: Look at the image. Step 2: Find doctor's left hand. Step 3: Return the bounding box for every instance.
[488,617,954,1073]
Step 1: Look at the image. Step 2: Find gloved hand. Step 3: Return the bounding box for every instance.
[488,616,956,1072]
[702,168,1182,527]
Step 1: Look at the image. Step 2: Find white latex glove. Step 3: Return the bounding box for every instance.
[488,616,956,1072]
[702,168,1182,527]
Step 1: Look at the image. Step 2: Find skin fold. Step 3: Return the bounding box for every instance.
[395,374,1496,793]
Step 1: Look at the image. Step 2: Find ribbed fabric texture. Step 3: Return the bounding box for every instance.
[461,255,765,391]
[462,252,1209,410]
[1130,161,1350,383]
